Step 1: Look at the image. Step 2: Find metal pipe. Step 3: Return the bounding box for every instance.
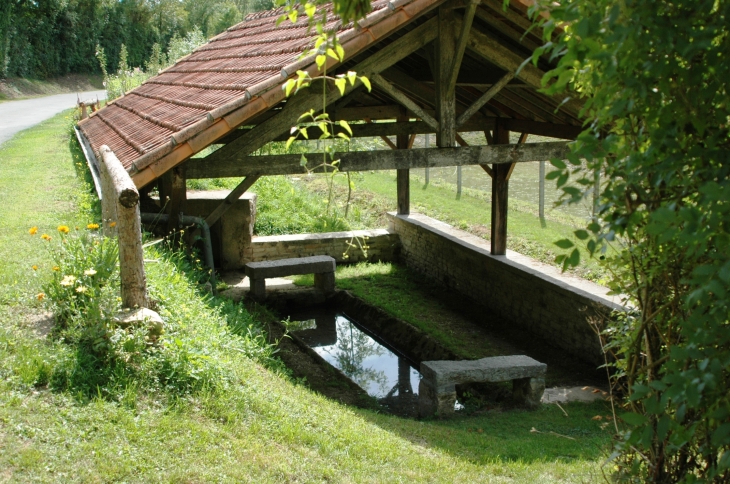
[140,213,216,289]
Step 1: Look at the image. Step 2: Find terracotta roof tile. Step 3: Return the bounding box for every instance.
[77,0,423,176]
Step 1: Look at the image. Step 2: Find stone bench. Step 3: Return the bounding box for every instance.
[244,255,336,300]
[419,355,546,417]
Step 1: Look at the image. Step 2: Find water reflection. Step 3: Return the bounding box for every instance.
[289,311,421,402]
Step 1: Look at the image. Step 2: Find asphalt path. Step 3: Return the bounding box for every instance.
[0,90,106,146]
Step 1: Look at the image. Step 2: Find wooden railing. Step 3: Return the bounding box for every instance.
[98,145,148,309]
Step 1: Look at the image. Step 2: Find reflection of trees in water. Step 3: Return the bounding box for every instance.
[320,316,389,396]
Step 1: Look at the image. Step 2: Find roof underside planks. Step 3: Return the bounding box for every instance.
[78,0,581,188]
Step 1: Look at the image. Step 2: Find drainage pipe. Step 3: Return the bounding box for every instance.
[140,213,216,289]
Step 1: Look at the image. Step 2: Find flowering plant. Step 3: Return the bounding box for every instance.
[31,224,119,326]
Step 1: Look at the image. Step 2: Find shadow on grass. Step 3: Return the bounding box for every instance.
[357,399,614,465]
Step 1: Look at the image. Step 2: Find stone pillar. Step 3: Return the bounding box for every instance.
[513,377,545,408]
[418,379,456,418]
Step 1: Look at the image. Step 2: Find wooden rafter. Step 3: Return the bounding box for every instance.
[456,70,515,128]
[204,175,261,226]
[371,74,440,131]
[448,0,480,93]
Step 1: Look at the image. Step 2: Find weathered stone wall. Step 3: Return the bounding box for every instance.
[183,190,399,268]
[388,212,623,366]
[184,191,256,270]
[251,229,400,264]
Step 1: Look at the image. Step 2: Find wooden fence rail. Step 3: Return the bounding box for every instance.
[99,145,148,309]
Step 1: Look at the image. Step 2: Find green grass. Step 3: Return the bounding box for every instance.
[295,262,485,358]
[322,171,609,283]
[0,112,614,482]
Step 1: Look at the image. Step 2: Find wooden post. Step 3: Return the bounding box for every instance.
[436,3,457,148]
[539,160,545,220]
[166,165,186,232]
[424,133,430,185]
[100,162,118,237]
[99,146,148,309]
[593,167,600,219]
[456,166,462,199]
[491,122,511,255]
[396,111,410,215]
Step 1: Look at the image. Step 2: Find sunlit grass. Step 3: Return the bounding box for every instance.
[0,112,614,482]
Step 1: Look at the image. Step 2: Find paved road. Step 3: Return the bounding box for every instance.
[0,90,106,146]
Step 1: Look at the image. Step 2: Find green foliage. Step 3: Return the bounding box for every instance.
[0,0,265,80]
[98,28,206,101]
[37,225,118,325]
[533,0,730,481]
[252,176,351,235]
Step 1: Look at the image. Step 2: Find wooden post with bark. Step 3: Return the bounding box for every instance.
[99,145,148,309]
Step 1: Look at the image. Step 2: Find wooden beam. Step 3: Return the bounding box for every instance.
[382,67,499,121]
[506,133,528,180]
[219,117,583,143]
[436,4,457,147]
[491,121,511,255]
[448,0,479,93]
[473,8,544,58]
[504,119,582,140]
[464,21,583,119]
[456,70,515,128]
[205,16,439,166]
[204,175,261,227]
[396,112,410,215]
[484,129,494,145]
[407,134,417,149]
[271,118,497,141]
[186,142,570,178]
[337,105,403,120]
[371,74,439,131]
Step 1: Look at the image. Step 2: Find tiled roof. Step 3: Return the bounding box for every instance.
[78,0,438,184]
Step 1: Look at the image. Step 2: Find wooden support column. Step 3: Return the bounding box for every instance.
[491,121,511,255]
[158,171,172,212]
[99,146,148,309]
[166,164,186,232]
[436,3,457,148]
[396,111,410,215]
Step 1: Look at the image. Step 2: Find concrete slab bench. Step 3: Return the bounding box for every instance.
[418,355,546,417]
[244,255,336,300]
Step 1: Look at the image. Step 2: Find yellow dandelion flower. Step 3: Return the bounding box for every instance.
[52,266,60,271]
[109,221,117,228]
[36,293,45,301]
[84,269,97,276]
[41,234,51,241]
[29,226,38,235]
[32,265,38,271]
[87,223,100,230]
[57,225,70,234]
[60,275,76,287]
[75,286,87,293]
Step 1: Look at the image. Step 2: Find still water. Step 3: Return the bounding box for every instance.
[289,310,421,400]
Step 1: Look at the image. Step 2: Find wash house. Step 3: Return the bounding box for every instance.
[78,0,619,367]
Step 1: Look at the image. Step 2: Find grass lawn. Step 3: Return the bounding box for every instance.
[0,112,615,482]
[295,171,610,283]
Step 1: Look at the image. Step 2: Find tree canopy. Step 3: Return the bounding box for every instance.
[535,0,730,480]
[0,0,274,79]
